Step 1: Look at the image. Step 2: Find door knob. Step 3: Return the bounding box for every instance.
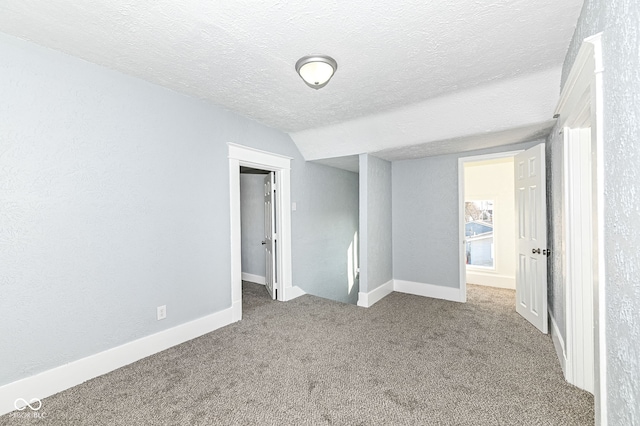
[261,241,266,245]
[532,248,540,254]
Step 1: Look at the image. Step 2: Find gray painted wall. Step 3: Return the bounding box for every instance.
[240,174,266,278]
[0,32,359,385]
[392,141,539,288]
[552,1,640,423]
[292,163,359,304]
[359,154,393,293]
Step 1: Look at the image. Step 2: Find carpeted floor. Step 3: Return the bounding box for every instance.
[1,282,593,425]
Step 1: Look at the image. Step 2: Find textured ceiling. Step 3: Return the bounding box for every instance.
[0,0,583,138]
[311,120,554,173]
[373,120,555,162]
[313,155,361,174]
[292,66,562,162]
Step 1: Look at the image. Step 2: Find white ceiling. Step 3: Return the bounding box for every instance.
[294,66,562,162]
[0,0,584,163]
[311,119,554,173]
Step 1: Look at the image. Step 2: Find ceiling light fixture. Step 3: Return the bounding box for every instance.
[295,55,338,90]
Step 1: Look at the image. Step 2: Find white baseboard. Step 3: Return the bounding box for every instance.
[242,272,266,285]
[393,280,465,303]
[0,306,235,416]
[550,310,568,379]
[357,279,394,308]
[283,285,306,301]
[357,279,464,307]
[466,272,515,289]
[232,300,242,322]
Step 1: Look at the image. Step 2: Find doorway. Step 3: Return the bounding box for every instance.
[460,145,549,334]
[463,156,517,290]
[239,166,271,290]
[228,143,295,322]
[458,150,522,302]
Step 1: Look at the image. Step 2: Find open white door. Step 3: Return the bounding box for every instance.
[514,143,548,333]
[263,173,276,299]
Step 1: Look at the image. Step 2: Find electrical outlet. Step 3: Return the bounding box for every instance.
[157,305,166,320]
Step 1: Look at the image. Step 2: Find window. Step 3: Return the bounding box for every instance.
[465,200,494,268]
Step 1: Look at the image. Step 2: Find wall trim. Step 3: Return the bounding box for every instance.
[357,279,467,308]
[241,273,266,285]
[357,279,394,307]
[0,306,235,416]
[228,142,293,167]
[283,286,306,301]
[394,279,465,303]
[554,33,604,420]
[550,310,568,379]
[466,272,515,289]
[232,300,241,323]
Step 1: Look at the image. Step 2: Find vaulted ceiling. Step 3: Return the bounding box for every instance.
[0,0,584,166]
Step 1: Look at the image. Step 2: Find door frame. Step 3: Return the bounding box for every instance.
[553,32,605,422]
[228,143,294,321]
[458,150,524,302]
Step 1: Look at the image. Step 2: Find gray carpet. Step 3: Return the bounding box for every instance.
[2,283,593,425]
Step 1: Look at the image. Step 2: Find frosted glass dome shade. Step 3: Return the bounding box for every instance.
[295,55,337,89]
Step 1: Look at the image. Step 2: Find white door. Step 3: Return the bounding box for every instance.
[514,144,548,333]
[263,173,277,299]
